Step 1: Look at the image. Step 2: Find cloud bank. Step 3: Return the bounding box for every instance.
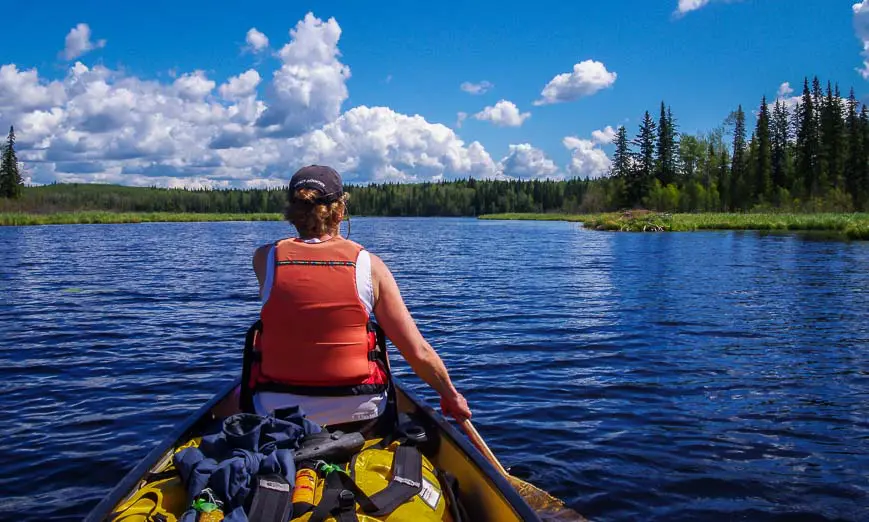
[2,14,614,187]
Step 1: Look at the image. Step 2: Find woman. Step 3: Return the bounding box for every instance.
[250,165,471,431]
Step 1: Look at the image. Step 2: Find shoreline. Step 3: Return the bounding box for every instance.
[1,211,867,239]
[480,212,869,240]
[0,212,284,226]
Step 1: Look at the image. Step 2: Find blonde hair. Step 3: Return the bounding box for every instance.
[284,188,347,238]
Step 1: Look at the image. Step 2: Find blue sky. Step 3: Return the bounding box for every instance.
[0,0,865,187]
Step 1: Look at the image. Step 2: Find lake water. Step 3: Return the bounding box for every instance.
[1,217,868,521]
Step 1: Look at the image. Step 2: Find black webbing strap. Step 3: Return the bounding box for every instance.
[308,471,371,522]
[247,474,292,522]
[367,445,423,516]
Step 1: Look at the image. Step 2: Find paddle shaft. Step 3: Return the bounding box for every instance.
[460,420,510,477]
[462,420,587,520]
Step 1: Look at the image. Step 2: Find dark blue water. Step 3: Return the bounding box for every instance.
[1,218,868,521]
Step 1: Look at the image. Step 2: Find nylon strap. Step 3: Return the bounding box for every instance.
[309,471,371,522]
[246,474,292,522]
[367,445,423,516]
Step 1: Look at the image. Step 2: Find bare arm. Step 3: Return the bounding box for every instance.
[370,253,471,421]
[252,244,271,298]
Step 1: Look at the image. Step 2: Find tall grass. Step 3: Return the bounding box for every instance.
[0,212,283,226]
[479,212,869,240]
[584,212,869,239]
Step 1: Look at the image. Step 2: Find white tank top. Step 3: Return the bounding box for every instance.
[255,238,386,426]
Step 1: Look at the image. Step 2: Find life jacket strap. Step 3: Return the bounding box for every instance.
[253,381,388,397]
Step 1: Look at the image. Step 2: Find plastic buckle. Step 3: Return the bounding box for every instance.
[338,489,355,510]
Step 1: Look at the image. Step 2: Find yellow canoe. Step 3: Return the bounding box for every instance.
[84,377,581,522]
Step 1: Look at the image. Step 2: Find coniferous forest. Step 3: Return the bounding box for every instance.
[2,76,868,216]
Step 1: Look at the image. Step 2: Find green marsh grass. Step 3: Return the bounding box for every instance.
[480,212,869,240]
[0,212,283,226]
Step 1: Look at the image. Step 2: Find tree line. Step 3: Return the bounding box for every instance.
[2,178,597,216]
[611,76,869,212]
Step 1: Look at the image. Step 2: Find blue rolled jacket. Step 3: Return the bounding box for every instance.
[173,407,321,522]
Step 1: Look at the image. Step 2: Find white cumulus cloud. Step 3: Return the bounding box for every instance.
[498,144,560,180]
[776,82,794,99]
[246,28,270,52]
[62,23,106,61]
[255,13,351,137]
[473,100,530,127]
[173,71,216,101]
[591,125,617,145]
[460,81,493,95]
[219,70,261,100]
[675,0,711,15]
[456,112,468,128]
[563,135,612,179]
[534,60,617,106]
[0,64,66,112]
[674,0,748,17]
[854,2,869,79]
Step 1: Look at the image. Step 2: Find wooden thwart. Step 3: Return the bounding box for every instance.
[460,420,588,522]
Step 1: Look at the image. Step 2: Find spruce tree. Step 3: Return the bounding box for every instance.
[829,84,846,191]
[796,78,819,199]
[611,125,631,178]
[717,147,730,210]
[655,102,678,185]
[746,131,759,205]
[845,89,862,207]
[730,105,748,209]
[610,126,633,208]
[861,106,869,210]
[632,111,656,206]
[755,96,773,202]
[771,100,791,192]
[705,142,715,191]
[0,126,21,199]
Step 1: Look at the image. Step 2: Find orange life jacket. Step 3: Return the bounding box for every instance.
[255,237,388,396]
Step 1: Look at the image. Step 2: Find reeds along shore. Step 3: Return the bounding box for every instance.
[479,212,869,239]
[0,212,283,226]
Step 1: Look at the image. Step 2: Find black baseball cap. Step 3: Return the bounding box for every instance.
[289,165,343,203]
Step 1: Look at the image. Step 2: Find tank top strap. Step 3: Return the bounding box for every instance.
[356,249,373,317]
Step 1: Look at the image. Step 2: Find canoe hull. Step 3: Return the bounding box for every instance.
[84,377,542,522]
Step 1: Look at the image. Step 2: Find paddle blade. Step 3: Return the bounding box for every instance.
[508,476,587,521]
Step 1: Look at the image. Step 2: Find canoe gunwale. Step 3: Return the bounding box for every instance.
[84,377,542,522]
[83,378,240,522]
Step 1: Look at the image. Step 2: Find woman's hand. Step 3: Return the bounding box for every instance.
[440,392,472,423]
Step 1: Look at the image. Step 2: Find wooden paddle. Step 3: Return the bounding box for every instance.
[460,420,588,522]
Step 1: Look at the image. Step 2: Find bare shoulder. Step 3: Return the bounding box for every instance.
[253,243,272,265]
[252,243,274,285]
[368,252,391,278]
